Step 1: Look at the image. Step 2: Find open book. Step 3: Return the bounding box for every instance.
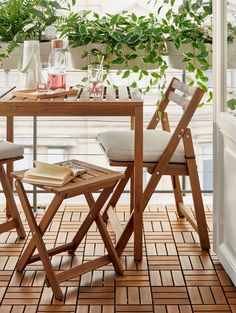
[22,161,87,187]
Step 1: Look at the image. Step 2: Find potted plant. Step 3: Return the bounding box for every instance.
[163,0,212,69]
[0,0,64,70]
[161,0,236,69]
[60,11,168,93]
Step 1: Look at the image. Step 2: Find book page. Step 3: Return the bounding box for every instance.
[25,161,73,181]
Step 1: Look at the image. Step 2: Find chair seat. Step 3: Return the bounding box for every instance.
[97,130,186,163]
[0,141,24,160]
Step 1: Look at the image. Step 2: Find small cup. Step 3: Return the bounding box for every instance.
[37,62,49,91]
[88,64,103,98]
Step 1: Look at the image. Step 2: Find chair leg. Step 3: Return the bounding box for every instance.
[116,170,163,256]
[183,129,210,250]
[187,158,210,250]
[171,175,184,217]
[0,164,25,238]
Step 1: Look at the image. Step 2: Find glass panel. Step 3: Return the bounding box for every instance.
[227,1,236,113]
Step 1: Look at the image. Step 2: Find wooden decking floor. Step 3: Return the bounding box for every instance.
[0,202,235,313]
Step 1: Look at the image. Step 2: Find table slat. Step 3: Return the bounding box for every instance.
[129,88,142,101]
[105,87,116,101]
[0,86,15,99]
[118,86,130,101]
[79,88,90,101]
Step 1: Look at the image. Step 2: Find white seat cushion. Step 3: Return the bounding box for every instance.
[97,130,186,163]
[0,141,24,160]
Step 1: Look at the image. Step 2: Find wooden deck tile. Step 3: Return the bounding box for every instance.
[0,202,234,312]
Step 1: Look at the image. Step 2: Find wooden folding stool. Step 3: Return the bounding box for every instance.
[12,160,124,300]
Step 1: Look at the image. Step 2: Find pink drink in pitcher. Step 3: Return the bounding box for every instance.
[48,73,66,90]
[48,39,66,90]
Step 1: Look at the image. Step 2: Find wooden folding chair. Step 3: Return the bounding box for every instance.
[0,141,25,238]
[97,77,210,251]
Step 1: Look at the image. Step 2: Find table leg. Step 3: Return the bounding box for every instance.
[130,117,135,213]
[6,116,14,217]
[134,106,143,261]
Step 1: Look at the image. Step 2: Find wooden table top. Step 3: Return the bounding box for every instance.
[0,86,143,116]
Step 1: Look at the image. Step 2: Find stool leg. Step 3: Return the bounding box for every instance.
[85,193,123,274]
[15,180,63,300]
[0,165,25,238]
[16,182,64,272]
[96,214,123,274]
[69,186,115,254]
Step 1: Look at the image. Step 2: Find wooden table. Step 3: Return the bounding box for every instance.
[0,86,144,261]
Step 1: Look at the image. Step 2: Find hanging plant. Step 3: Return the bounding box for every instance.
[158,0,213,101]
[59,10,168,94]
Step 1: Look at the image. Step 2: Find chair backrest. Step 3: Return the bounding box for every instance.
[148,78,205,173]
[147,77,204,132]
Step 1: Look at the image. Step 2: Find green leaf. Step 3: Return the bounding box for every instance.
[111,57,125,64]
[151,72,160,79]
[126,32,140,45]
[130,82,137,88]
[103,73,108,81]
[122,70,130,78]
[166,9,172,21]
[227,99,236,110]
[126,53,138,60]
[131,13,137,22]
[187,62,195,72]
[79,25,88,35]
[111,31,122,42]
[142,69,149,76]
[197,81,208,92]
[132,66,139,73]
[184,52,194,59]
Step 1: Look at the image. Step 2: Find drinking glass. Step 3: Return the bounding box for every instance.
[37,62,49,91]
[88,64,103,98]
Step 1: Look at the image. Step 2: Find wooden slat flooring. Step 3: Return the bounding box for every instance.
[0,202,235,313]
